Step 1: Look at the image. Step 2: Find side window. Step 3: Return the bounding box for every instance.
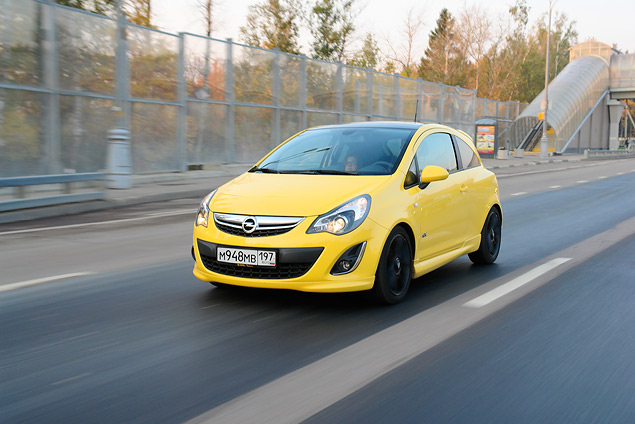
[404,158,418,188]
[415,133,458,173]
[455,137,480,169]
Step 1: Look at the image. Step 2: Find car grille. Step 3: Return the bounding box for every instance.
[200,255,313,279]
[215,222,292,238]
[213,213,304,238]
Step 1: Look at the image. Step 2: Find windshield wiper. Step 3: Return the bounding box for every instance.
[249,166,280,174]
[304,169,358,175]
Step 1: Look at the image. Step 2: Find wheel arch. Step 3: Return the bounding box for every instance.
[394,222,416,259]
[491,203,502,221]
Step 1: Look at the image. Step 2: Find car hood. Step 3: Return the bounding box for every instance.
[210,172,392,216]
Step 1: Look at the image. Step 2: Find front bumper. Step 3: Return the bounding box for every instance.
[192,217,385,293]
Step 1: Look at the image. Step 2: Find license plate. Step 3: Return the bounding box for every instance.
[216,247,276,267]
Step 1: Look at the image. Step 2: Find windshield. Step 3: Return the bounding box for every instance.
[250,127,416,175]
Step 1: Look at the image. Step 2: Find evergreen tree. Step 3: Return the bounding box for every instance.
[347,33,379,70]
[240,0,301,55]
[309,0,355,62]
[417,8,468,86]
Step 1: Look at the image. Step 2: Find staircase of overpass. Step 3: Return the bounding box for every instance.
[511,41,635,154]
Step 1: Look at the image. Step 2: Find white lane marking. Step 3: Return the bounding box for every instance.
[66,332,99,341]
[0,272,94,293]
[0,209,195,236]
[200,304,220,310]
[577,180,589,183]
[549,185,561,189]
[598,176,607,179]
[51,373,92,386]
[511,192,527,196]
[617,172,624,175]
[495,162,605,179]
[187,258,578,424]
[463,258,571,308]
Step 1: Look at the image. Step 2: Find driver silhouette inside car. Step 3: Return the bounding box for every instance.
[344,155,359,172]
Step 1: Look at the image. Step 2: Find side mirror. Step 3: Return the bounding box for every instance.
[420,165,449,184]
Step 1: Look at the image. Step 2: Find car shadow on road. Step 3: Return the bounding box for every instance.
[195,257,506,320]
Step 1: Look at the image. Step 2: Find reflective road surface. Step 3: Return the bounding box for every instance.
[1,159,634,423]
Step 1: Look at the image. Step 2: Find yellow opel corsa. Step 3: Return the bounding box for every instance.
[192,122,501,304]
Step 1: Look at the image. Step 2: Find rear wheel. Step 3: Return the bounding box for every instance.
[371,227,413,304]
[468,207,502,265]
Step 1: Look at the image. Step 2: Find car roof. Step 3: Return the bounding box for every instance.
[314,121,427,130]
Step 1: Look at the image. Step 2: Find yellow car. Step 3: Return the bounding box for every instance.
[192,122,501,304]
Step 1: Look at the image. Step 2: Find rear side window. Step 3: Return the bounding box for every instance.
[456,137,480,168]
[415,133,458,173]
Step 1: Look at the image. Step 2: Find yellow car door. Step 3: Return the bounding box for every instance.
[452,133,493,238]
[412,132,469,261]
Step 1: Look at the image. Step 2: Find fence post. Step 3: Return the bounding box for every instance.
[273,48,281,148]
[354,80,361,115]
[366,70,373,121]
[416,79,423,122]
[42,1,62,174]
[377,85,384,116]
[300,56,307,128]
[177,33,187,171]
[337,63,343,124]
[225,38,235,162]
[393,74,400,119]
[471,90,477,128]
[437,83,445,124]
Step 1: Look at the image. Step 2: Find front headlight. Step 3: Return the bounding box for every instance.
[195,189,216,227]
[307,195,371,235]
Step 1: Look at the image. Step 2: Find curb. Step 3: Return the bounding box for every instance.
[487,157,584,170]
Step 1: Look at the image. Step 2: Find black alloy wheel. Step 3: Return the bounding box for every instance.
[371,227,413,304]
[468,207,502,265]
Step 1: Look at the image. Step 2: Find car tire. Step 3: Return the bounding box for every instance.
[468,207,502,265]
[371,227,413,304]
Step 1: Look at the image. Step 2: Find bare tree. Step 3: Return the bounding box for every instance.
[457,4,492,94]
[386,8,424,77]
[199,0,213,37]
[481,12,512,98]
[195,0,214,162]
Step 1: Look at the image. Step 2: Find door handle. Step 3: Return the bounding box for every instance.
[459,185,468,194]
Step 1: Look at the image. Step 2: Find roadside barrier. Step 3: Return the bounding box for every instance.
[584,149,635,159]
[0,173,105,212]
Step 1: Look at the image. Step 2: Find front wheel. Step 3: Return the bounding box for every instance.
[468,207,502,265]
[370,227,413,304]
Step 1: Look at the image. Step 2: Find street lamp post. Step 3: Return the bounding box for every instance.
[107,0,132,189]
[540,0,553,158]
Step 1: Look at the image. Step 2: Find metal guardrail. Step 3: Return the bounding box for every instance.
[583,149,635,159]
[0,173,105,212]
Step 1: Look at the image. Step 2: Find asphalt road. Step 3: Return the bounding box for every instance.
[1,159,634,423]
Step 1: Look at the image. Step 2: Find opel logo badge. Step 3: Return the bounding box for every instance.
[242,216,258,234]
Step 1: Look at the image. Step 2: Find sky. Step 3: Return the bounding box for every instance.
[152,0,634,55]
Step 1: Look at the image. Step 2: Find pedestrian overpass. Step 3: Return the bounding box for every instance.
[511,41,635,154]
